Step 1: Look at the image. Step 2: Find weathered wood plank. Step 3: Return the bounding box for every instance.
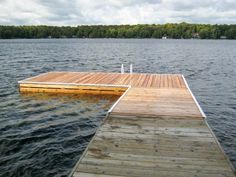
[77,163,234,177]
[73,172,127,177]
[80,158,233,173]
[85,151,229,167]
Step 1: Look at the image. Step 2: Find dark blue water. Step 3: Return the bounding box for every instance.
[0,39,235,176]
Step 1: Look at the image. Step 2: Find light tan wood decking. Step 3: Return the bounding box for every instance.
[19,72,186,88]
[18,72,235,177]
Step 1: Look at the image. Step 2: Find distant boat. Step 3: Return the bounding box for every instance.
[162,36,167,39]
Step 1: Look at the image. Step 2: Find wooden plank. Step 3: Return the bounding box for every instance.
[73,172,127,177]
[80,158,233,173]
[33,72,68,82]
[103,73,121,85]
[74,73,96,83]
[146,74,153,87]
[90,139,220,155]
[149,74,157,87]
[178,75,186,88]
[76,163,234,177]
[19,84,126,95]
[85,147,228,164]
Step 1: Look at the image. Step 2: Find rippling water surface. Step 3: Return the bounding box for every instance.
[0,39,235,176]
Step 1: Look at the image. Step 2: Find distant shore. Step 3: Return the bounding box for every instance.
[0,23,235,39]
[0,38,234,40]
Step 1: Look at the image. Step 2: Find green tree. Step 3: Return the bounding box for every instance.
[225,27,236,39]
[0,23,236,39]
[199,28,211,39]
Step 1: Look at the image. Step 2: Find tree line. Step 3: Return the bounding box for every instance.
[0,23,235,39]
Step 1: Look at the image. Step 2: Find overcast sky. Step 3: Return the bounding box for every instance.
[0,0,235,25]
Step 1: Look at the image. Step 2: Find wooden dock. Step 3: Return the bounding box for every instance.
[18,71,235,177]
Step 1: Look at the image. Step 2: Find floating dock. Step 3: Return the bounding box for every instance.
[18,72,236,177]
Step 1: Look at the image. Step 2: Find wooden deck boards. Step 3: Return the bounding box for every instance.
[18,71,235,177]
[73,116,235,177]
[20,72,186,88]
[111,88,202,118]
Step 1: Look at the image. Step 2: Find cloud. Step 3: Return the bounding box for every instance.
[0,0,235,25]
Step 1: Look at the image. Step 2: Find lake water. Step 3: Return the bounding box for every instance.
[0,39,235,176]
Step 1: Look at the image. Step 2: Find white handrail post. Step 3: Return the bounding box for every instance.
[121,64,124,74]
[130,64,133,74]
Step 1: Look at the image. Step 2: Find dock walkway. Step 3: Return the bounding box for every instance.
[18,72,235,177]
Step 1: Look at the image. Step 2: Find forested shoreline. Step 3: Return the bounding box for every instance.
[0,23,235,39]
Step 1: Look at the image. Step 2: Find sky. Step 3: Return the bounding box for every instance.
[0,0,236,25]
